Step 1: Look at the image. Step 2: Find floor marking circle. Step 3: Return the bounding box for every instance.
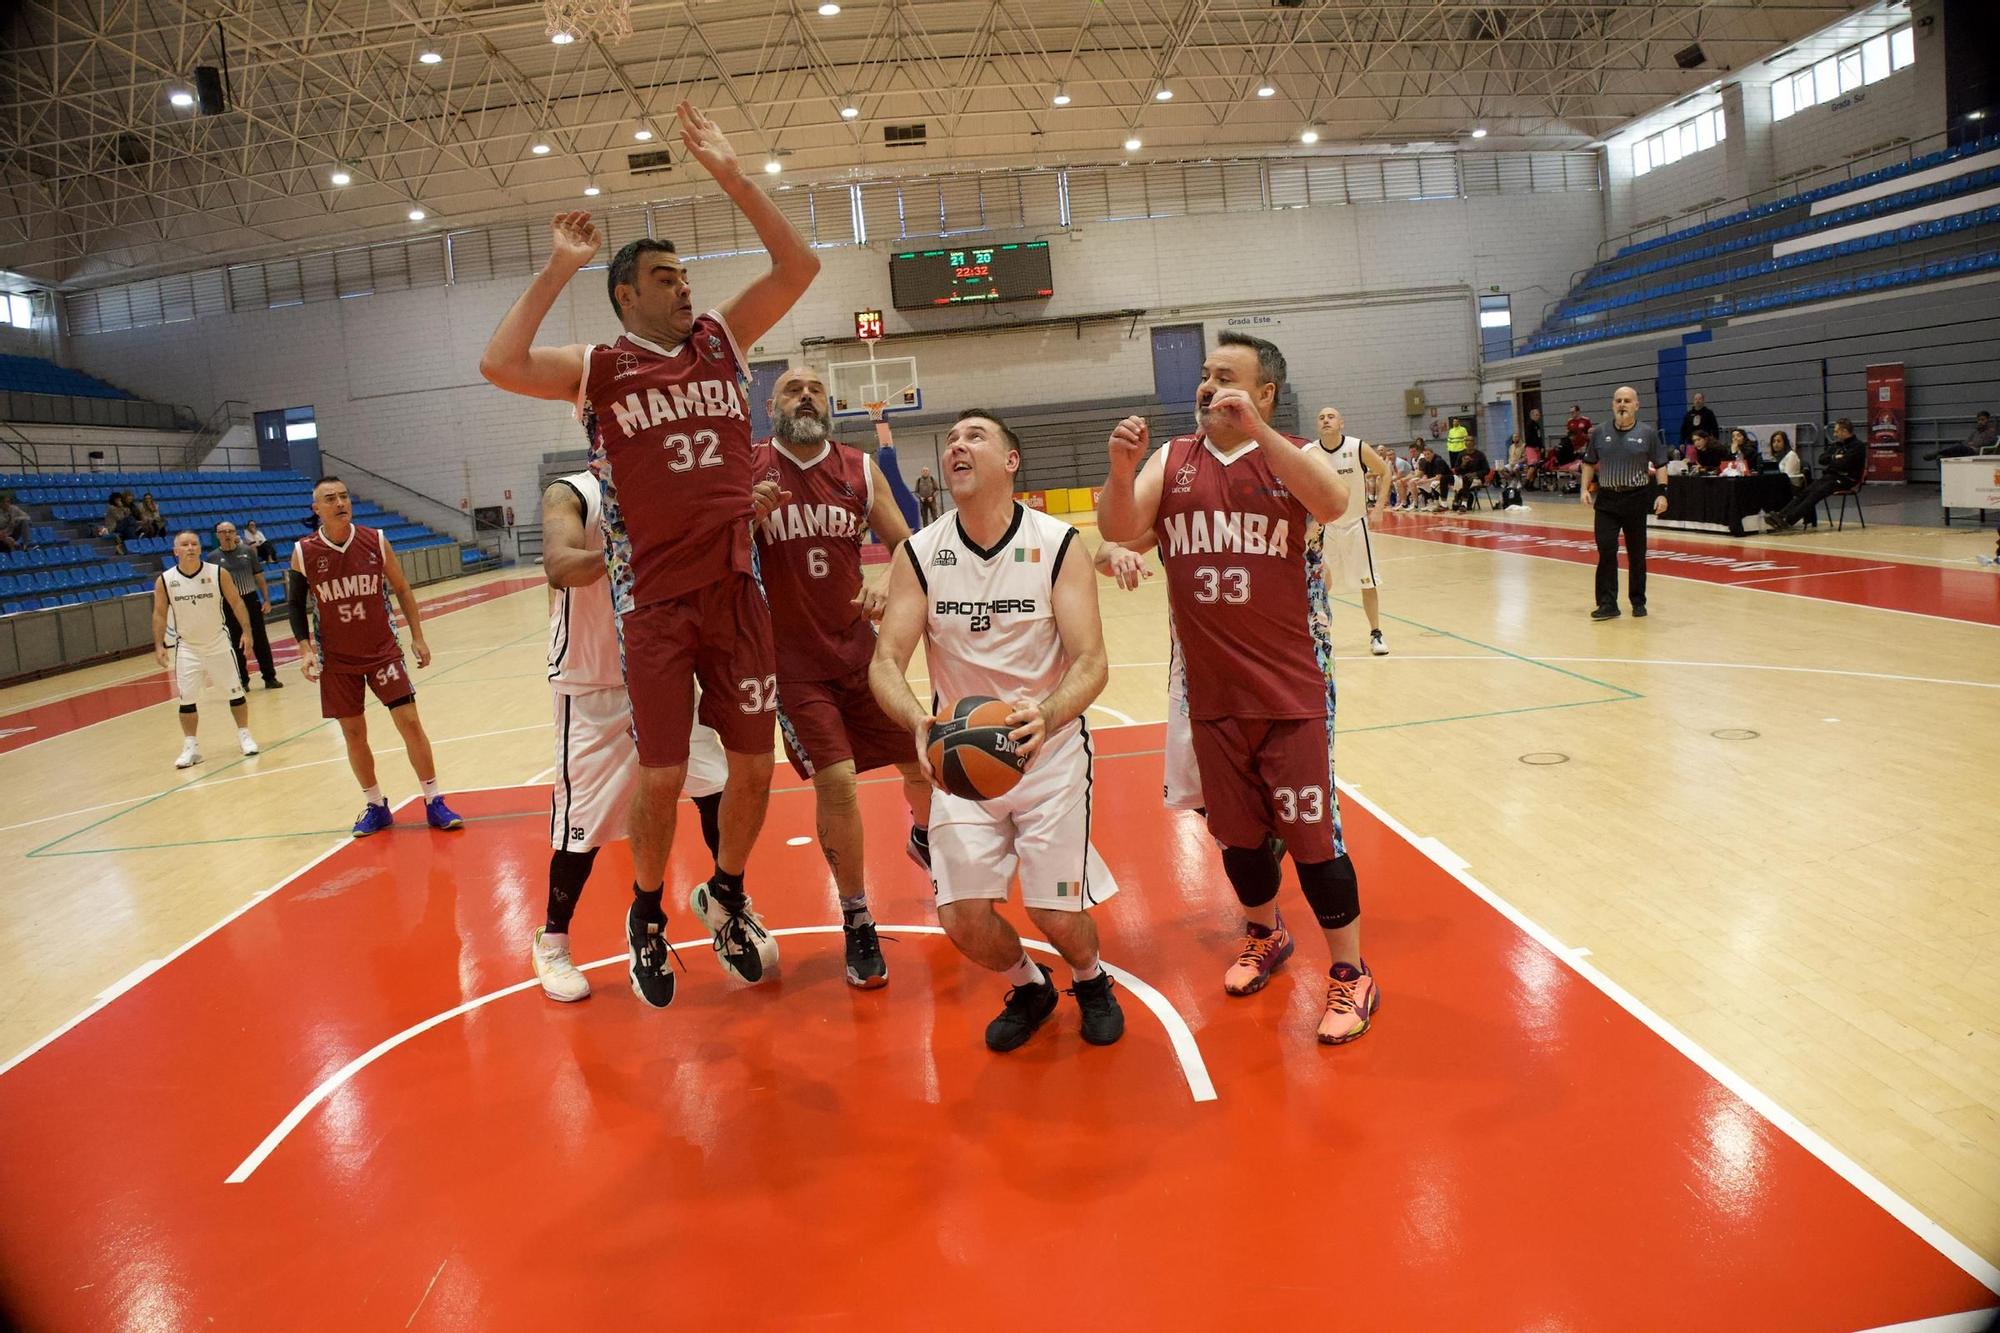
[1518,752,1569,765]
[1710,729,1760,740]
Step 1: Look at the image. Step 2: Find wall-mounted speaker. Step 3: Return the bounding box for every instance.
[194,65,227,115]
[1673,44,1707,71]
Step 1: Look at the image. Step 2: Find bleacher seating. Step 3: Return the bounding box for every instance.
[0,469,458,616]
[0,354,135,401]
[1519,134,2000,355]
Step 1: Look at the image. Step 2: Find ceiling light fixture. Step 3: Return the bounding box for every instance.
[840,104,859,119]
[764,158,783,174]
[1052,88,1072,106]
[1154,87,1173,101]
[330,166,353,186]
[531,142,551,155]
[169,90,195,108]
[417,49,442,65]
[1124,135,1142,151]
[634,129,652,141]
[1470,127,1488,138]
[1299,128,1320,144]
[1256,84,1276,98]
[550,30,574,45]
[408,208,427,221]
[818,2,841,14]
[583,184,601,196]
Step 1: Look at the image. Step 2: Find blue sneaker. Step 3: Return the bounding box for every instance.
[425,796,464,830]
[351,801,394,838]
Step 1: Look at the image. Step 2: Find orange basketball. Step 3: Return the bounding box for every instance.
[925,695,1027,800]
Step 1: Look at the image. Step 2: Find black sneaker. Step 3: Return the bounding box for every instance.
[689,881,779,984]
[984,964,1059,1052]
[905,826,931,872]
[626,903,681,1009]
[1590,604,1621,621]
[1068,973,1125,1046]
[843,917,888,989]
[1632,604,1648,618]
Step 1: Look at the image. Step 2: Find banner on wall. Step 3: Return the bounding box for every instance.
[1864,362,1906,484]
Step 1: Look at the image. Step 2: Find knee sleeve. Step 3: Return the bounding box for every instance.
[1297,854,1360,930]
[691,791,722,861]
[546,847,600,932]
[1219,842,1282,909]
[178,703,198,715]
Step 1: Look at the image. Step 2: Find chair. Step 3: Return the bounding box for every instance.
[1819,453,1868,531]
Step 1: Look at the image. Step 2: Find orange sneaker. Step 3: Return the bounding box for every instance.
[1316,961,1380,1045]
[1222,920,1294,996]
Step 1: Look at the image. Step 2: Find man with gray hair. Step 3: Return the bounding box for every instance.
[214,521,282,690]
[1581,385,1672,620]
[750,365,931,989]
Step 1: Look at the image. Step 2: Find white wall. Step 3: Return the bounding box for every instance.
[1604,138,1733,240]
[66,189,1601,515]
[1770,65,1936,183]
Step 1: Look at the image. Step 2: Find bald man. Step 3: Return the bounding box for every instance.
[749,365,932,988]
[1581,385,1672,620]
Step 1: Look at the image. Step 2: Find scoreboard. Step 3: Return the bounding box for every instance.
[888,241,1053,310]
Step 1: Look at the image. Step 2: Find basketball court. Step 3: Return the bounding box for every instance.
[3,505,1997,1329]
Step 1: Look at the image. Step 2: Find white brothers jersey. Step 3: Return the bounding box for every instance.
[162,562,230,649]
[1318,436,1368,530]
[906,504,1079,733]
[547,471,623,694]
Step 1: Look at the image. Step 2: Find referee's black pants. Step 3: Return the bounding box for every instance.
[1593,486,1652,610]
[224,591,279,687]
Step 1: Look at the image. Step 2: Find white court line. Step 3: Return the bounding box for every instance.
[1088,703,1137,725]
[1730,563,1898,587]
[223,923,1216,1182]
[1533,657,2000,692]
[1857,1311,2000,1332]
[1336,780,2000,1299]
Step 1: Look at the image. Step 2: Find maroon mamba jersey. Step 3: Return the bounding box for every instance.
[298,524,402,672]
[579,311,755,611]
[1153,433,1324,720]
[750,438,876,682]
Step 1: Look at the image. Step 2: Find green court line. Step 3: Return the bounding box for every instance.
[28,812,526,857]
[1333,596,1645,701]
[26,629,544,858]
[1339,694,1634,735]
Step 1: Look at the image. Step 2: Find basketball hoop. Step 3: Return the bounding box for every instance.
[544,0,632,44]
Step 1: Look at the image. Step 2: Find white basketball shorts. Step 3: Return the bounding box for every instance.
[1163,637,1203,812]
[175,637,243,706]
[549,684,727,853]
[929,720,1119,913]
[1322,521,1381,593]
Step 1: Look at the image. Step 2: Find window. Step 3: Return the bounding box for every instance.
[1628,106,1727,179]
[2,293,30,329]
[1478,294,1513,361]
[1772,24,1915,120]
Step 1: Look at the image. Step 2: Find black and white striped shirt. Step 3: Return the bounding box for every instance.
[1583,420,1671,489]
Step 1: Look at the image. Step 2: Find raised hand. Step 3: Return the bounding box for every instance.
[676,101,739,180]
[1108,415,1150,475]
[548,212,602,273]
[750,479,791,524]
[1205,388,1258,436]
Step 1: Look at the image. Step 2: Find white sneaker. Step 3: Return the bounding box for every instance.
[532,928,591,1002]
[175,740,201,769]
[1369,630,1390,656]
[688,880,780,984]
[238,729,260,756]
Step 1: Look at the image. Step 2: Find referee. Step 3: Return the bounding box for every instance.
[214,521,283,688]
[1581,385,1672,620]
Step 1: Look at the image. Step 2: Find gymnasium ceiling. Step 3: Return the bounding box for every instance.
[2,0,1871,287]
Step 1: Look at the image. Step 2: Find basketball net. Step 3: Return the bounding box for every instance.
[544,0,632,44]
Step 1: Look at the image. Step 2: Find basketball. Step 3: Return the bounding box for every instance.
[925,695,1028,801]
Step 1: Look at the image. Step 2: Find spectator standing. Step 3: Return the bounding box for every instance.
[1927,411,1996,461]
[1445,420,1471,462]
[213,521,283,690]
[912,466,940,524]
[1524,406,1544,454]
[1767,419,1865,531]
[1564,405,1593,459]
[242,519,277,563]
[1582,385,1672,620]
[0,492,30,552]
[1679,392,1719,450]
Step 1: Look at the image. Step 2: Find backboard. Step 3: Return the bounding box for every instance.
[827,355,922,418]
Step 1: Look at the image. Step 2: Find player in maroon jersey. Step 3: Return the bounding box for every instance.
[1098,331,1381,1046]
[478,102,821,1007]
[285,476,464,837]
[751,365,929,989]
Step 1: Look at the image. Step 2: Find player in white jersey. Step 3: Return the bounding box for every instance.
[531,469,732,1003]
[151,529,260,768]
[871,409,1126,1052]
[1306,407,1393,657]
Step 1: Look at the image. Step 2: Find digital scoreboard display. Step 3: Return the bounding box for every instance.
[888,241,1053,309]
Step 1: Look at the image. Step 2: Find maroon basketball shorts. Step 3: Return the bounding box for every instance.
[618,573,777,767]
[776,663,915,780]
[319,657,413,719]
[1189,714,1337,861]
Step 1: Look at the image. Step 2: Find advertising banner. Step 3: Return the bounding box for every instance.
[1864,362,1906,483]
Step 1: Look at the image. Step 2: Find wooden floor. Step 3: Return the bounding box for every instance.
[3,501,1998,1291]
